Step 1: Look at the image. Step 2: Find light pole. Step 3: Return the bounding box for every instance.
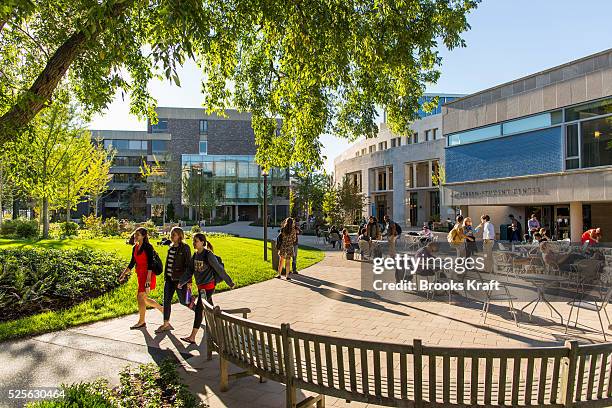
[262,169,269,261]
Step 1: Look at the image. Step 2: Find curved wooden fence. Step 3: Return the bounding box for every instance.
[203,301,612,408]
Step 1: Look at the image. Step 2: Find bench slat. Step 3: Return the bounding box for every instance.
[337,344,345,391]
[374,349,381,396]
[325,343,334,388]
[429,355,436,403]
[267,331,276,374]
[314,341,323,386]
[457,356,464,404]
[275,333,285,377]
[484,357,493,405]
[414,340,423,407]
[499,357,507,405]
[597,352,608,399]
[400,353,408,400]
[576,354,586,401]
[305,339,313,383]
[470,357,479,405]
[587,353,599,400]
[525,356,534,405]
[349,346,357,393]
[512,357,521,406]
[443,355,450,403]
[361,348,370,395]
[259,329,268,372]
[538,357,549,404]
[551,355,561,404]
[294,337,303,381]
[387,351,395,400]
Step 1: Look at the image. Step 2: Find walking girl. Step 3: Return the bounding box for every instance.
[178,233,235,344]
[119,227,164,330]
[155,227,191,334]
[276,217,297,280]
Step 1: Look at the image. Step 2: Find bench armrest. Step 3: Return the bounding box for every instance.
[224,307,251,318]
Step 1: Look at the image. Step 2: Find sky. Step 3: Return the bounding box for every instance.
[89,0,612,173]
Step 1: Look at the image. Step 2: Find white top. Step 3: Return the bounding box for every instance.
[476,221,495,240]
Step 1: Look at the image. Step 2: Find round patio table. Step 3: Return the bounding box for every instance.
[519,273,569,324]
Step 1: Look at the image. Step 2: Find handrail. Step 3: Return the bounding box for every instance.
[203,300,612,408]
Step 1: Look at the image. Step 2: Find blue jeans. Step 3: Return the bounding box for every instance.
[292,245,298,272]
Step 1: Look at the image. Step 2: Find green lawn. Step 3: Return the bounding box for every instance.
[0,236,323,342]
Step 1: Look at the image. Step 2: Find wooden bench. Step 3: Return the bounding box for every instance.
[203,301,612,407]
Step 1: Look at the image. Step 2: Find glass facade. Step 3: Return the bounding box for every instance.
[417,95,460,118]
[151,119,168,133]
[580,116,612,168]
[181,154,287,205]
[151,140,168,153]
[447,111,562,146]
[104,139,147,151]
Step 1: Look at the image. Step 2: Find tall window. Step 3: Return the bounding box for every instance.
[369,145,375,153]
[151,119,168,133]
[199,120,208,134]
[199,141,208,155]
[424,130,431,141]
[432,128,438,140]
[151,140,168,153]
[412,132,418,143]
[377,170,386,190]
[581,117,612,168]
[565,124,579,169]
[391,138,397,148]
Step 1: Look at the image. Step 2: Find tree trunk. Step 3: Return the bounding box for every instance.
[0,0,134,144]
[94,197,99,217]
[42,197,49,238]
[12,198,18,220]
[66,207,71,222]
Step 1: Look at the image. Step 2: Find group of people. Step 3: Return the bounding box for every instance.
[118,227,235,344]
[447,214,496,273]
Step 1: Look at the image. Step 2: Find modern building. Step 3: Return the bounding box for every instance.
[91,107,289,222]
[334,94,463,227]
[442,49,612,241]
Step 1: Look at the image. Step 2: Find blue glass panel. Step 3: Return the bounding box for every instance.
[447,124,502,146]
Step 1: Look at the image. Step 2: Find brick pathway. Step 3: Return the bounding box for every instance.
[2,248,608,408]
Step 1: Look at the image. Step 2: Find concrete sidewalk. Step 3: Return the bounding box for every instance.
[1,248,608,407]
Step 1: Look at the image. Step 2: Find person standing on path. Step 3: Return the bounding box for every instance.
[475,215,495,273]
[156,227,191,334]
[292,221,302,274]
[366,216,381,241]
[276,217,297,280]
[383,214,399,257]
[448,215,466,258]
[177,232,234,344]
[119,227,164,330]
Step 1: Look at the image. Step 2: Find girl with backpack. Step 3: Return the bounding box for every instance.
[177,232,235,344]
[119,227,164,330]
[276,218,297,280]
[155,227,191,334]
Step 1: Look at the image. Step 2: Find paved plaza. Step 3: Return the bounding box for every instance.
[1,237,609,407]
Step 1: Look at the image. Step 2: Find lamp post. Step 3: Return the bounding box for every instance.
[262,169,269,261]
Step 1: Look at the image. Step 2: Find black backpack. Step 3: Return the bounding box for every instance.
[151,248,163,276]
[395,222,402,235]
[203,248,225,281]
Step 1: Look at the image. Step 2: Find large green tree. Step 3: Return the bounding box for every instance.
[0,0,478,170]
[290,166,328,229]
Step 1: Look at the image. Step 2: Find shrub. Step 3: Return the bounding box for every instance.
[142,219,159,237]
[82,214,103,236]
[0,218,39,238]
[28,360,204,408]
[101,217,120,236]
[59,221,79,237]
[0,248,125,322]
[190,224,202,233]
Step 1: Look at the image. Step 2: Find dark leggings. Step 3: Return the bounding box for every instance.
[193,288,214,329]
[163,278,179,321]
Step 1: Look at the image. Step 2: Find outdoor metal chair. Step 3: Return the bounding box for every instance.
[566,285,612,341]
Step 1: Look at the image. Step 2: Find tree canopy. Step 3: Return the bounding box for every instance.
[1,0,478,170]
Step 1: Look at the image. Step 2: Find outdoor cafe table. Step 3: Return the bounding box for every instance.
[519,273,569,325]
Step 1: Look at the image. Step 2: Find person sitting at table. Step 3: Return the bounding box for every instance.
[533,232,548,244]
[342,229,352,250]
[419,223,433,244]
[414,242,440,279]
[539,228,551,240]
[581,228,602,246]
[357,227,372,259]
[328,226,341,249]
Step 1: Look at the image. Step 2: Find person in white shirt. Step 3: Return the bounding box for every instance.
[475,214,495,273]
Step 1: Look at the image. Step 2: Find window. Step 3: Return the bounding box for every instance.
[432,128,438,140]
[405,164,414,189]
[391,138,397,148]
[425,130,431,141]
[369,145,376,153]
[412,132,418,144]
[199,120,208,134]
[378,141,387,150]
[580,116,612,168]
[151,119,168,133]
[113,156,143,167]
[128,140,147,150]
[416,162,429,188]
[377,171,386,190]
[502,111,561,135]
[361,148,366,155]
[151,140,168,153]
[565,124,579,169]
[199,141,208,155]
[431,161,440,186]
[448,124,502,146]
[566,98,612,121]
[355,151,360,157]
